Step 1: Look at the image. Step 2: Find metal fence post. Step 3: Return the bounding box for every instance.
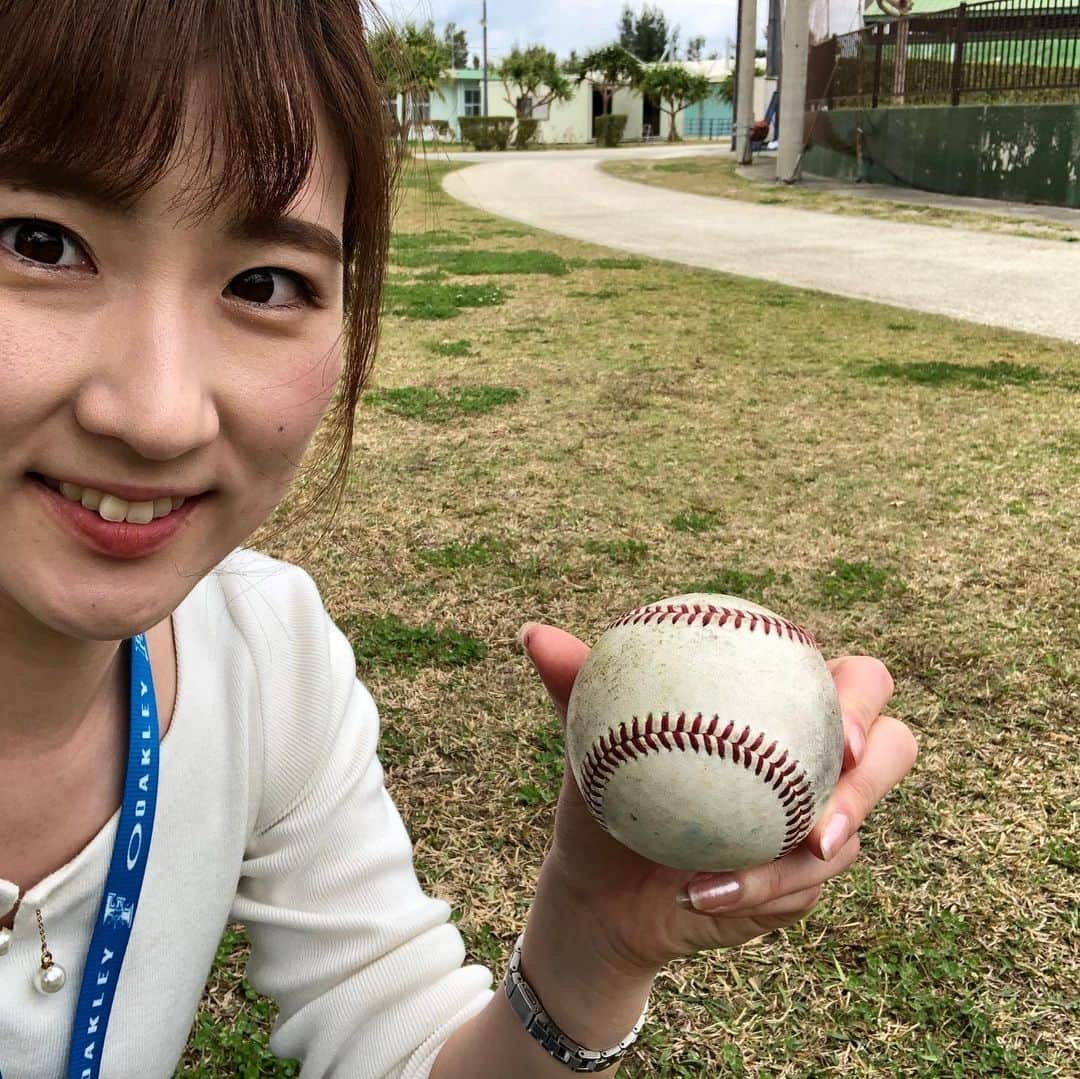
[950,3,968,106]
[872,23,883,108]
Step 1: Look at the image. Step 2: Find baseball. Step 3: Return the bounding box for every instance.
[566,594,844,872]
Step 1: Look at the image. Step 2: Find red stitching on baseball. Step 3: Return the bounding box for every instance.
[579,711,816,860]
[605,603,818,649]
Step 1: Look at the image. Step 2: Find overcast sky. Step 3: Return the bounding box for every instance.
[380,1,756,65]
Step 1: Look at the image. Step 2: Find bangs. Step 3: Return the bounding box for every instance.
[0,0,332,227]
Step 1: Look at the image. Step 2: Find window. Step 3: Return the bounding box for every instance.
[409,91,431,125]
[464,87,481,116]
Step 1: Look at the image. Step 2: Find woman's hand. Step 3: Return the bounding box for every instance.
[520,622,918,977]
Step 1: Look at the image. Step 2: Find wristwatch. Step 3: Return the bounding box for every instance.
[503,933,649,1073]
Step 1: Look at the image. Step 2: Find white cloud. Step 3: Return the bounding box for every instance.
[380,0,763,64]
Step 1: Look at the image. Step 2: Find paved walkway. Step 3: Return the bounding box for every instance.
[441,147,1080,343]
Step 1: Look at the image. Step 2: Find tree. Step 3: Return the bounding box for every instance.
[443,22,468,69]
[575,44,644,116]
[638,65,711,140]
[686,34,706,62]
[369,20,447,144]
[618,3,678,62]
[716,62,765,104]
[498,45,573,118]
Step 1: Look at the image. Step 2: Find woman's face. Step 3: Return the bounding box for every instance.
[0,95,349,641]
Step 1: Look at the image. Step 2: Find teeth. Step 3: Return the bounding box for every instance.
[124,500,155,525]
[44,479,189,525]
[98,494,129,523]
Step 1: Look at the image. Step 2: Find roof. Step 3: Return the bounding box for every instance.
[864,0,1051,15]
[644,58,736,81]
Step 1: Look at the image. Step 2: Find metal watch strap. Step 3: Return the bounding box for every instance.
[503,933,648,1073]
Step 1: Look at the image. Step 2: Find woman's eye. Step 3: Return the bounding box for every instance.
[227,267,311,309]
[0,219,90,268]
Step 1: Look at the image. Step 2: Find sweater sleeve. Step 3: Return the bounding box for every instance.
[224,554,493,1078]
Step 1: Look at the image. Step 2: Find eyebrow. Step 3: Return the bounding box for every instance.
[0,165,343,266]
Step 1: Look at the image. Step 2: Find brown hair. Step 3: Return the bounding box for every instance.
[0,0,396,517]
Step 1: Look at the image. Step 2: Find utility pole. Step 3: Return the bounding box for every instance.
[776,0,810,181]
[766,0,781,78]
[733,0,758,164]
[482,1,489,117]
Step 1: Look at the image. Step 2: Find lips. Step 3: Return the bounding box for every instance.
[46,477,187,525]
[30,474,207,559]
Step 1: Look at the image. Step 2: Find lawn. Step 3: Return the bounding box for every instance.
[602,154,1080,244]
[179,159,1079,1077]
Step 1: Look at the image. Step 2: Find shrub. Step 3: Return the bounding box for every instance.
[594,114,628,147]
[514,118,541,149]
[458,116,515,151]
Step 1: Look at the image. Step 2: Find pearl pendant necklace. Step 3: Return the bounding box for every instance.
[33,906,66,994]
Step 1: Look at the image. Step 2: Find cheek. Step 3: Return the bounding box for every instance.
[230,342,343,498]
[0,311,86,465]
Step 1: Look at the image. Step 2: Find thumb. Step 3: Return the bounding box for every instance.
[518,622,591,723]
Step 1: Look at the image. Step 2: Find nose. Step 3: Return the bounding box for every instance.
[73,293,221,461]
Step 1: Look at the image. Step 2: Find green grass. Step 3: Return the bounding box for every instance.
[343,614,488,677]
[819,558,907,608]
[418,536,508,568]
[568,288,622,299]
[566,256,647,270]
[514,720,565,807]
[176,928,299,1078]
[583,538,649,564]
[389,230,470,253]
[383,281,507,319]
[834,912,1030,1076]
[669,509,722,533]
[424,338,473,358]
[365,385,522,422]
[681,568,790,605]
[857,359,1049,389]
[393,248,569,277]
[1046,837,1078,872]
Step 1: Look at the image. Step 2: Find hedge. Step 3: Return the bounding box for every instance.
[458,116,515,151]
[514,118,541,150]
[594,114,629,148]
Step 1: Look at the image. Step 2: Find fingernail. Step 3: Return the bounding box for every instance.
[685,875,741,912]
[821,813,850,860]
[847,720,865,764]
[516,622,539,656]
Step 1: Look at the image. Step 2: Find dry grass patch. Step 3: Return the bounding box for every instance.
[603,155,1080,244]
[183,159,1079,1077]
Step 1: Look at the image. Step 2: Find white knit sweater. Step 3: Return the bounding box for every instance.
[0,549,493,1078]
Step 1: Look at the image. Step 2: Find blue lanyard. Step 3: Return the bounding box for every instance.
[66,635,160,1079]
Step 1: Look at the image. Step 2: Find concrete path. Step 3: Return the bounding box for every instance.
[441,147,1080,343]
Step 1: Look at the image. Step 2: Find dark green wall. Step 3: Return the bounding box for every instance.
[803,105,1080,208]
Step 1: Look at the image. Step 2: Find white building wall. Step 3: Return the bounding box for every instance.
[432,68,770,145]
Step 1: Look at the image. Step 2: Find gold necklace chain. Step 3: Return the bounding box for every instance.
[35,907,55,970]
